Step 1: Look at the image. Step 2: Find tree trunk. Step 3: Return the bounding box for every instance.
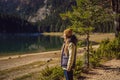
[111,0,120,37]
[86,32,90,68]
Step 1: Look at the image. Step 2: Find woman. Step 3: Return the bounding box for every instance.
[61,28,77,80]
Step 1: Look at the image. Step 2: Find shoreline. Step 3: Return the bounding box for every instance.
[0,50,61,71]
[0,45,99,61]
[0,50,61,60]
[0,33,114,59]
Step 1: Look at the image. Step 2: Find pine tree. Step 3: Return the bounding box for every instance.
[60,0,112,68]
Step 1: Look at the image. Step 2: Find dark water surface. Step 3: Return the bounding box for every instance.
[0,33,63,56]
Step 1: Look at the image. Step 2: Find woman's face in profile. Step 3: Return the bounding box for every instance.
[63,33,67,41]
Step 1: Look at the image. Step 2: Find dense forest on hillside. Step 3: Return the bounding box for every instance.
[0,14,38,33]
[0,0,119,33]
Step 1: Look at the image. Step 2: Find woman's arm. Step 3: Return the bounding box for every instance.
[67,42,75,71]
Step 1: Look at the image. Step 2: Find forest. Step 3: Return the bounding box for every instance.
[0,13,38,33]
[0,0,119,33]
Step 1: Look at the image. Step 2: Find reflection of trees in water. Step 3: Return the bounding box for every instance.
[0,35,63,54]
[0,35,37,53]
[37,35,63,51]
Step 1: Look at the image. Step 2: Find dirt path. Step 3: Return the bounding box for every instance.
[84,59,120,80]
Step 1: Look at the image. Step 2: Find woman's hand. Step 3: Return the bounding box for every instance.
[67,68,71,71]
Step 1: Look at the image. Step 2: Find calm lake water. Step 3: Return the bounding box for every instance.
[0,33,63,56]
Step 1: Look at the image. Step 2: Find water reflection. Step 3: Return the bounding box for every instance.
[0,34,63,55]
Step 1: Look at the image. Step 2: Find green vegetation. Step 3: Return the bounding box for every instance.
[74,57,83,79]
[38,59,84,80]
[89,35,120,68]
[38,0,116,33]
[96,36,120,59]
[60,0,115,68]
[39,66,64,80]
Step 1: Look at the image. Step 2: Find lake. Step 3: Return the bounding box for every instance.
[0,33,63,56]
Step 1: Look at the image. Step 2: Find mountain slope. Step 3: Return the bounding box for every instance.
[0,0,45,20]
[0,0,74,22]
[28,0,51,22]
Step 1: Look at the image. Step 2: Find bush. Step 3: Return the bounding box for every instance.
[40,66,53,77]
[39,66,64,80]
[89,36,120,68]
[88,36,120,68]
[50,67,64,80]
[89,51,101,68]
[73,57,84,79]
[74,60,83,74]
